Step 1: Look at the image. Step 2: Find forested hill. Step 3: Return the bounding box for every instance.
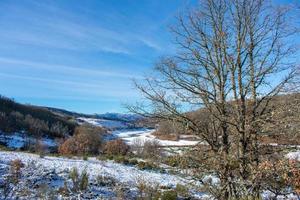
[0,96,77,138]
[156,93,300,144]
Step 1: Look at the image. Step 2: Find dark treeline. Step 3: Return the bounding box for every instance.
[0,96,77,138]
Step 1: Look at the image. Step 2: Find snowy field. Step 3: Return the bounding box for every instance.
[0,151,190,186]
[111,129,199,147]
[0,150,205,199]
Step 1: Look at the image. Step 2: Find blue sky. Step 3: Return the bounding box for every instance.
[0,0,297,114]
[0,0,193,114]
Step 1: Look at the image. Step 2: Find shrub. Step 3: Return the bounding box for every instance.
[2,159,24,198]
[96,175,117,187]
[132,138,162,159]
[165,156,181,167]
[160,190,177,200]
[10,159,24,184]
[79,169,89,191]
[58,137,77,155]
[83,155,88,161]
[104,139,129,156]
[35,139,46,158]
[137,161,160,171]
[142,140,161,159]
[258,159,300,196]
[69,167,79,192]
[59,125,103,155]
[131,138,144,156]
[113,155,129,165]
[135,176,160,200]
[69,167,89,192]
[175,184,189,198]
[128,159,139,166]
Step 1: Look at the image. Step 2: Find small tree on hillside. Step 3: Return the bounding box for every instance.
[128,0,299,199]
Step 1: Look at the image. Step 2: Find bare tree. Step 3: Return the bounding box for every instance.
[128,0,299,199]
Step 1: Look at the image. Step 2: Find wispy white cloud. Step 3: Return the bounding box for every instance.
[0,0,166,54]
[0,57,143,79]
[0,72,139,98]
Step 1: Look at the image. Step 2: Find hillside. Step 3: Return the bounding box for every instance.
[155,93,300,144]
[0,96,77,138]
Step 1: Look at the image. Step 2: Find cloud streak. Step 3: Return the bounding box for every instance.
[0,57,143,79]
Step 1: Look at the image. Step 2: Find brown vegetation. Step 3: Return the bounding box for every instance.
[59,125,104,155]
[104,139,130,156]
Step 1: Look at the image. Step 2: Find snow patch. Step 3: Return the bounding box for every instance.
[286,150,300,161]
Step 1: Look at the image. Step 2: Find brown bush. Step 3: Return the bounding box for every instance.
[142,140,161,159]
[59,125,103,155]
[104,139,129,156]
[257,159,300,196]
[10,159,24,184]
[58,137,77,155]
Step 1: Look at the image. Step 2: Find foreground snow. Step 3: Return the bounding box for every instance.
[0,150,206,199]
[0,151,189,187]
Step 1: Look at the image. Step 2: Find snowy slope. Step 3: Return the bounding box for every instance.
[0,151,190,187]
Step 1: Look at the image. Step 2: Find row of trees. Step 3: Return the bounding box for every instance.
[0,111,70,138]
[129,0,299,199]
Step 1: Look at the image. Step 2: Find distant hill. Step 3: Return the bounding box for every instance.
[95,113,142,122]
[0,96,77,138]
[45,108,142,122]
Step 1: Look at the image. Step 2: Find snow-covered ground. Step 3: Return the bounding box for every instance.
[0,151,189,186]
[286,150,300,161]
[111,129,199,147]
[0,150,203,199]
[0,132,56,149]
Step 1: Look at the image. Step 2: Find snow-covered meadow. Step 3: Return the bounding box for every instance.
[0,150,204,199]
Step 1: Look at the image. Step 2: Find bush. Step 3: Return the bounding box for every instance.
[258,159,300,196]
[137,161,160,171]
[165,156,181,167]
[59,125,103,155]
[96,175,117,187]
[58,137,77,155]
[79,169,89,191]
[128,159,139,166]
[160,190,177,200]
[35,139,46,157]
[83,155,88,161]
[104,139,130,156]
[113,155,129,165]
[10,159,24,184]
[142,140,161,159]
[135,176,160,200]
[69,167,89,192]
[175,184,189,198]
[132,138,162,159]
